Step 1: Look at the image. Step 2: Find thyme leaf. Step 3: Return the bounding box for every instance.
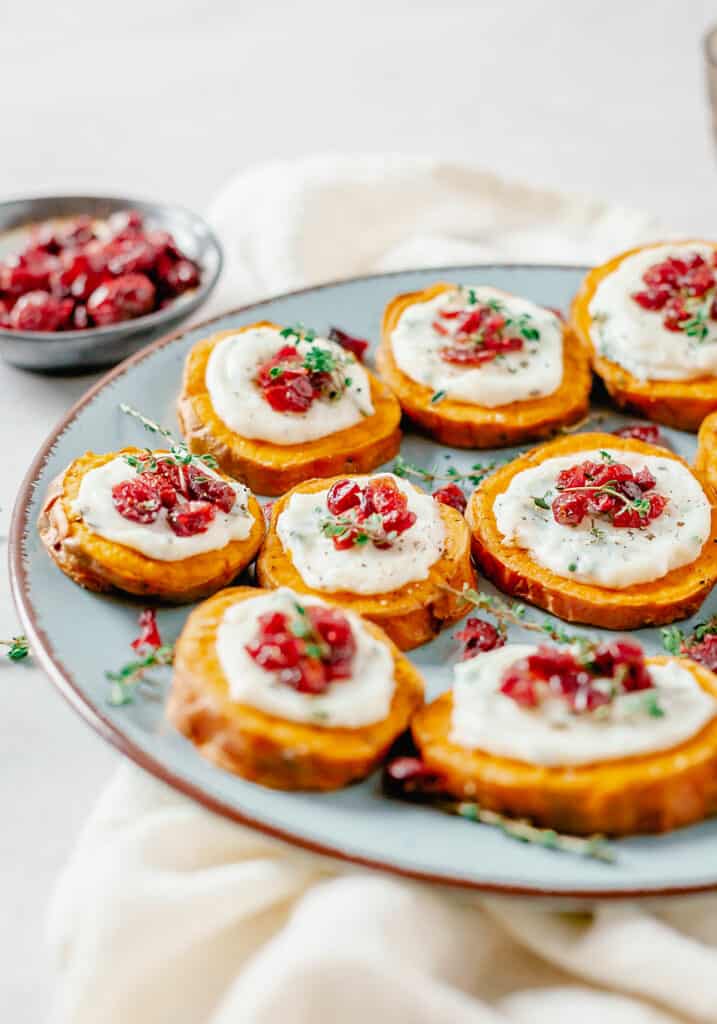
[1,636,29,661]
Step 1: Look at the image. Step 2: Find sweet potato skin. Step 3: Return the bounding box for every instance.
[167,586,425,790]
[177,322,402,496]
[412,656,717,836]
[695,410,717,492]
[571,240,717,431]
[256,474,477,651]
[467,432,717,630]
[376,282,591,448]
[37,449,265,603]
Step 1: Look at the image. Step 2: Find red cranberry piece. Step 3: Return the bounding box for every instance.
[107,209,144,239]
[256,345,300,387]
[9,291,73,331]
[112,478,162,523]
[131,608,162,653]
[647,493,668,520]
[0,254,58,296]
[50,251,107,302]
[103,237,157,276]
[186,466,235,513]
[432,483,467,514]
[663,296,689,331]
[145,229,183,260]
[87,273,156,325]
[440,345,496,365]
[455,617,504,658]
[163,258,200,295]
[326,478,362,515]
[526,646,579,681]
[246,630,302,671]
[382,506,417,534]
[633,467,656,491]
[632,287,671,311]
[643,258,683,288]
[586,491,618,515]
[556,464,587,489]
[72,304,89,330]
[591,462,634,487]
[153,460,191,497]
[686,264,714,298]
[256,611,289,636]
[332,526,361,550]
[328,326,369,362]
[167,500,216,536]
[368,478,404,515]
[383,756,444,797]
[289,657,330,695]
[59,216,97,247]
[612,506,643,528]
[551,491,587,526]
[457,309,485,335]
[500,664,538,707]
[263,374,314,412]
[140,471,178,509]
[613,423,663,445]
[307,606,355,663]
[686,634,717,671]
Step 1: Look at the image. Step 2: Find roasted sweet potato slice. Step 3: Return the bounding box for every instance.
[38,449,265,603]
[467,432,717,630]
[376,282,591,448]
[256,474,477,651]
[178,322,402,496]
[168,586,425,790]
[412,656,717,836]
[571,240,717,431]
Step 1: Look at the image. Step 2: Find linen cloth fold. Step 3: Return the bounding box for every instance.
[49,155,717,1024]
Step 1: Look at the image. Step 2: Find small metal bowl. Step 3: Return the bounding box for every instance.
[0,195,223,372]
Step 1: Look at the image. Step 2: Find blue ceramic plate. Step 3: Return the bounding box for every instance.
[11,265,717,900]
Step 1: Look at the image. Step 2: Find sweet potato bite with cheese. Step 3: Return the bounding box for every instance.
[38,448,265,602]
[168,585,425,790]
[412,640,717,836]
[377,282,591,448]
[571,240,717,430]
[257,472,477,651]
[467,432,717,630]
[177,321,402,496]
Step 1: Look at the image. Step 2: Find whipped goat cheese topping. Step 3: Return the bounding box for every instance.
[276,473,445,595]
[450,645,717,766]
[71,456,253,561]
[216,588,395,727]
[205,326,374,445]
[493,450,710,589]
[389,286,563,406]
[589,243,717,381]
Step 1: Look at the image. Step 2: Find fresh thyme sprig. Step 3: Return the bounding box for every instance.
[392,455,496,489]
[1,636,29,661]
[106,643,174,707]
[444,801,615,863]
[119,404,218,472]
[320,512,390,547]
[288,600,330,661]
[279,324,356,401]
[442,583,588,646]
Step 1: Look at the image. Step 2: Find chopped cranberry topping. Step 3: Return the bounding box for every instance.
[328,326,369,361]
[255,335,350,414]
[245,602,356,695]
[167,500,216,536]
[322,476,417,550]
[683,633,717,671]
[0,209,201,332]
[499,639,654,714]
[111,457,237,536]
[432,483,467,513]
[455,617,504,659]
[131,609,162,653]
[434,297,533,367]
[631,251,717,337]
[543,456,668,529]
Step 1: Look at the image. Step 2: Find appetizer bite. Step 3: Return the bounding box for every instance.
[257,473,477,650]
[572,240,717,430]
[412,639,717,835]
[467,432,717,629]
[377,282,591,447]
[177,321,401,495]
[696,409,717,492]
[168,585,424,790]
[38,447,264,602]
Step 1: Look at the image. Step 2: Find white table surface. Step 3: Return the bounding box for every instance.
[4,0,717,1018]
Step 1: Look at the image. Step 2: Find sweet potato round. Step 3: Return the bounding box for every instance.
[167,585,425,790]
[412,656,717,836]
[256,474,477,651]
[376,282,591,448]
[37,448,265,603]
[571,240,717,431]
[467,432,717,630]
[177,321,402,496]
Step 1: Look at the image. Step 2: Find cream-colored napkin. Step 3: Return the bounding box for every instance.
[50,155,717,1024]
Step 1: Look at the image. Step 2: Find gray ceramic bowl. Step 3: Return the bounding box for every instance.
[0,195,223,371]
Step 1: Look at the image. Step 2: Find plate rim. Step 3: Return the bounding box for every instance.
[14,260,717,900]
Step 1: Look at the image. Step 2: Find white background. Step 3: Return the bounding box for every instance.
[3,0,717,1017]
